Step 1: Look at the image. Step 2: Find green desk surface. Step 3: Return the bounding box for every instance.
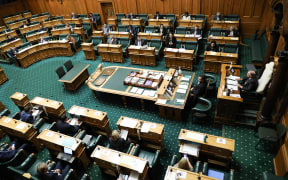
[59,64,89,82]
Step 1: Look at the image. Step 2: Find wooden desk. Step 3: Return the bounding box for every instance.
[7,20,26,30]
[16,40,73,68]
[58,64,90,91]
[164,166,218,180]
[68,105,110,136]
[43,19,63,28]
[211,20,239,29]
[37,129,90,168]
[73,27,86,41]
[92,31,105,43]
[208,36,239,45]
[19,24,40,34]
[107,18,117,26]
[177,19,204,28]
[81,43,96,60]
[214,64,243,125]
[51,28,71,36]
[137,32,162,40]
[97,44,124,63]
[0,30,18,42]
[174,34,200,42]
[204,51,238,74]
[117,116,164,150]
[0,67,8,85]
[121,18,142,26]
[91,145,149,179]
[30,15,49,23]
[3,14,23,24]
[148,19,171,27]
[128,45,156,66]
[10,92,31,110]
[108,31,131,39]
[0,116,38,144]
[0,26,6,32]
[164,48,194,71]
[23,12,32,19]
[179,129,235,168]
[30,96,66,118]
[0,38,23,54]
[64,18,82,26]
[26,31,49,42]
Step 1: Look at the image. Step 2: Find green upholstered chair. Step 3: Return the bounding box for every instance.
[184,41,198,55]
[117,25,128,32]
[176,40,183,49]
[41,12,50,17]
[170,155,201,173]
[56,66,66,79]
[18,42,32,51]
[261,171,288,180]
[191,97,212,122]
[0,149,27,174]
[144,26,156,33]
[255,122,286,152]
[59,34,68,40]
[75,130,103,155]
[132,25,140,34]
[106,142,134,154]
[17,18,25,22]
[80,174,90,180]
[31,14,40,18]
[82,22,92,37]
[165,14,176,26]
[250,30,268,67]
[225,14,240,21]
[202,162,235,180]
[64,60,73,72]
[91,36,103,51]
[138,14,148,27]
[175,27,187,34]
[54,16,64,21]
[119,37,130,55]
[6,49,19,65]
[92,13,101,25]
[79,14,88,19]
[209,28,223,36]
[43,36,53,41]
[68,23,76,28]
[131,145,160,178]
[204,74,217,97]
[70,34,82,49]
[194,14,207,24]
[56,24,66,29]
[0,108,10,117]
[29,21,40,26]
[26,30,38,37]
[33,118,55,133]
[6,20,16,25]
[116,13,126,25]
[150,39,163,56]
[222,44,238,54]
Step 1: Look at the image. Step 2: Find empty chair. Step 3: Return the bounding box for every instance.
[55,24,65,29]
[138,14,148,26]
[55,66,66,79]
[116,13,126,25]
[225,14,240,21]
[79,14,88,19]
[117,25,127,32]
[82,22,92,37]
[119,37,130,55]
[166,14,176,25]
[209,28,223,36]
[191,97,212,122]
[202,162,235,180]
[64,60,73,72]
[91,36,103,51]
[150,39,163,56]
[68,23,76,28]
[222,44,239,53]
[53,16,64,21]
[184,41,198,54]
[176,40,182,49]
[144,26,156,33]
[59,34,68,40]
[175,27,187,34]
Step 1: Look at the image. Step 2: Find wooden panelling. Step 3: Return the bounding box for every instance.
[0,0,27,25]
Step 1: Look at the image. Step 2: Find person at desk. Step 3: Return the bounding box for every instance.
[108,130,131,152]
[191,25,201,36]
[107,35,118,45]
[154,11,163,19]
[71,12,78,19]
[206,40,219,52]
[56,115,80,137]
[134,36,147,46]
[237,70,258,94]
[65,23,74,33]
[66,34,76,53]
[102,24,110,39]
[225,26,239,37]
[167,32,176,48]
[174,157,194,171]
[127,25,136,40]
[40,37,46,43]
[182,12,191,20]
[38,25,47,32]
[0,141,29,162]
[6,35,16,43]
[190,74,207,106]
[20,106,36,124]
[156,24,167,37]
[213,12,224,21]
[128,12,136,19]
[37,161,71,180]
[89,13,97,30]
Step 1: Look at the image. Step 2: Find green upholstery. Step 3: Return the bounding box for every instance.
[54,16,64,21]
[165,14,176,26]
[6,20,16,25]
[31,14,40,18]
[29,21,40,26]
[202,162,235,180]
[223,44,238,54]
[192,97,212,121]
[70,34,82,49]
[6,50,18,65]
[209,28,223,36]
[250,31,268,65]
[18,42,32,50]
[150,39,163,56]
[47,122,57,132]
[56,24,66,29]
[262,171,288,180]
[144,26,156,33]
[0,149,27,173]
[194,14,206,24]
[91,36,103,51]
[92,13,101,25]
[0,108,10,117]
[41,12,50,17]
[117,25,128,32]
[175,27,187,34]
[26,30,38,37]
[138,14,148,26]
[119,37,130,54]
[116,13,126,25]
[43,36,53,41]
[169,155,200,173]
[225,14,240,21]
[205,74,217,87]
[68,23,76,28]
[76,130,103,155]
[185,41,198,54]
[82,22,92,37]
[176,40,182,49]
[80,174,90,180]
[59,34,68,40]
[17,18,25,22]
[33,118,54,133]
[132,25,140,33]
[106,142,134,154]
[79,14,88,19]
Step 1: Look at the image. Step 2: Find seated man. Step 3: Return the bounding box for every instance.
[38,25,47,32]
[21,106,36,124]
[6,35,16,43]
[206,40,219,52]
[225,26,238,37]
[190,75,207,106]
[191,25,201,36]
[108,130,130,153]
[182,12,191,20]
[107,35,118,44]
[71,12,78,19]
[213,12,224,21]
[37,161,70,180]
[134,36,147,46]
[154,11,163,19]
[56,115,79,137]
[128,12,136,19]
[174,156,194,172]
[237,71,258,96]
[0,141,29,162]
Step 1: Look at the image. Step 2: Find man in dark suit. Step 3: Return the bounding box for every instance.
[190,75,207,106]
[0,141,28,162]
[213,12,224,21]
[37,161,71,180]
[206,40,219,52]
[56,115,79,137]
[191,25,201,36]
[225,26,239,37]
[20,106,36,124]
[38,25,47,32]
[237,71,258,93]
[128,12,136,19]
[134,36,147,46]
[167,32,176,48]
[71,12,78,19]
[107,35,118,44]
[154,11,163,19]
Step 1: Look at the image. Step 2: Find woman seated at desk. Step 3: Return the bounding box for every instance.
[174,157,194,172]
[37,160,70,180]
[206,40,219,52]
[108,130,130,153]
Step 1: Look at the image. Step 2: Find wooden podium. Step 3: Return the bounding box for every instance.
[30,97,66,118]
[128,45,156,66]
[10,92,31,110]
[97,44,124,63]
[81,43,96,60]
[164,48,194,71]
[177,19,204,28]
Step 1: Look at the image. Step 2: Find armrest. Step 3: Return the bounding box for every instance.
[202,162,208,175]
[130,144,140,156]
[230,169,235,180]
[47,161,56,170]
[194,161,201,173]
[192,97,212,112]
[195,44,199,55]
[76,130,86,140]
[64,169,74,180]
[73,129,82,138]
[16,153,37,171]
[0,149,26,167]
[0,109,10,117]
[33,118,44,131]
[126,143,134,154]
[87,135,102,150]
[159,42,163,51]
[151,150,160,168]
[80,173,89,180]
[170,155,178,166]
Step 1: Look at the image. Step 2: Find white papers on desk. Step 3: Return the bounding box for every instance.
[227,84,238,91]
[4,117,11,123]
[156,99,167,104]
[94,111,101,116]
[216,137,226,144]
[111,152,121,165]
[33,97,43,103]
[180,143,199,157]
[179,48,186,52]
[16,123,26,130]
[46,131,54,137]
[141,123,151,133]
[186,132,204,142]
[227,79,238,85]
[93,148,101,158]
[179,85,188,90]
[227,75,239,80]
[32,110,39,117]
[76,108,86,116]
[177,88,186,94]
[130,87,138,93]
[230,94,241,98]
[136,88,144,95]
[176,99,185,104]
[128,171,140,180]
[177,170,187,178]
[120,117,138,128]
[69,118,78,125]
[17,93,24,98]
[210,51,217,55]
[51,101,58,106]
[69,106,78,114]
[64,147,73,155]
[120,129,128,140]
[181,77,190,81]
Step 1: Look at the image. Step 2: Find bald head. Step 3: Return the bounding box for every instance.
[247,71,256,78]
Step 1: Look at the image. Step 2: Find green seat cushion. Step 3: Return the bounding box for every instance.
[258,127,278,141]
[138,150,155,167]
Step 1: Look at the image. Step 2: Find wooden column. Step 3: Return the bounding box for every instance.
[264,30,280,65]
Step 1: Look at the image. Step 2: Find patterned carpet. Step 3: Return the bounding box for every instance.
[0,39,274,180]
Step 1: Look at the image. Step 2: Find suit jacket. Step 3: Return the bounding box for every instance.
[56,120,79,136]
[191,29,201,36]
[156,27,167,36]
[225,30,238,37]
[7,49,16,58]
[134,39,147,46]
[206,45,219,52]
[128,14,136,19]
[71,15,78,19]
[213,14,224,21]
[108,138,130,153]
[20,111,35,124]
[241,77,258,92]
[191,81,207,97]
[153,14,163,19]
[107,38,118,44]
[167,36,177,48]
[127,28,136,36]
[38,172,64,180]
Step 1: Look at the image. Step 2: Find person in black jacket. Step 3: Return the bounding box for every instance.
[154,11,163,19]
[225,26,238,37]
[20,106,36,124]
[108,130,130,153]
[134,36,147,46]
[0,141,29,162]
[190,25,201,36]
[167,32,176,48]
[237,71,258,95]
[37,161,70,180]
[206,40,219,52]
[56,115,79,137]
[156,24,167,36]
[213,12,224,21]
[189,75,207,107]
[127,25,136,43]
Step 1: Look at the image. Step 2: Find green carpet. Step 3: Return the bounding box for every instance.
[0,39,274,179]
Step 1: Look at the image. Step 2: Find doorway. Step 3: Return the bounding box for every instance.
[101,2,114,24]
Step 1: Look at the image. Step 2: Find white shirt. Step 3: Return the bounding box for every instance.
[182,16,191,20]
[137,41,141,46]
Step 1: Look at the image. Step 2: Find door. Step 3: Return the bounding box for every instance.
[101,2,114,24]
